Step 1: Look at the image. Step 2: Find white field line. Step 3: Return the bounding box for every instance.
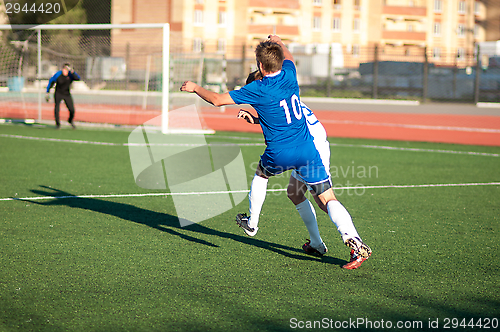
[318,119,500,133]
[202,113,500,133]
[1,182,499,202]
[1,134,499,157]
[1,134,499,156]
[0,134,264,147]
[328,143,500,157]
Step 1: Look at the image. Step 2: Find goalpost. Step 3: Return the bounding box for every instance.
[0,23,213,134]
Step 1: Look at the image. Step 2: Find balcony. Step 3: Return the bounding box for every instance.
[382,30,426,41]
[248,24,299,35]
[249,0,299,9]
[383,6,426,16]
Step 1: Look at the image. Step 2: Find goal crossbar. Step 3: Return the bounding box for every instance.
[0,23,171,133]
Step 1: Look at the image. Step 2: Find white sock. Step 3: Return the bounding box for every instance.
[296,199,323,247]
[248,174,268,229]
[327,200,360,242]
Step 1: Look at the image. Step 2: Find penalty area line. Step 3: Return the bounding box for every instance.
[1,182,499,202]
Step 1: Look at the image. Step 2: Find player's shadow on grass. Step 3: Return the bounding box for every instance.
[25,186,347,267]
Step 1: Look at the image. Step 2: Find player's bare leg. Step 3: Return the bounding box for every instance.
[311,191,328,214]
[318,188,372,269]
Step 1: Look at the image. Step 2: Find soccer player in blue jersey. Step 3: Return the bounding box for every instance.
[46,63,80,129]
[180,35,371,268]
[237,70,367,269]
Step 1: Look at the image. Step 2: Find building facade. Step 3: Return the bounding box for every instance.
[110,0,492,65]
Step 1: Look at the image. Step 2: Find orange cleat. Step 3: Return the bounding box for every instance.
[342,249,368,269]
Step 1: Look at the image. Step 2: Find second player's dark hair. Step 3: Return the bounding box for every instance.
[245,70,263,85]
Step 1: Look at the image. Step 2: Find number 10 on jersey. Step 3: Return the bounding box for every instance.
[280,94,302,124]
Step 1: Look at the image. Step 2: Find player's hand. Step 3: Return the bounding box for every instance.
[237,109,257,124]
[268,35,282,44]
[180,81,198,93]
[45,93,50,102]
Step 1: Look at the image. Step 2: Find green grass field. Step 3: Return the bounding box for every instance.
[1,123,499,332]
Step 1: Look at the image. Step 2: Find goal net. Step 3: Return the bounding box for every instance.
[0,23,214,133]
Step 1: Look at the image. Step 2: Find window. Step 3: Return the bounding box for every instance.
[433,22,441,36]
[193,38,203,53]
[474,1,480,14]
[457,48,465,60]
[433,47,441,59]
[194,10,203,26]
[333,0,341,9]
[354,0,360,10]
[195,0,203,3]
[457,24,465,37]
[353,18,360,32]
[409,0,415,6]
[313,0,322,5]
[193,39,203,52]
[352,44,360,57]
[313,16,321,31]
[332,17,341,32]
[218,11,227,26]
[474,24,480,37]
[217,39,226,53]
[434,0,442,13]
[408,24,414,32]
[458,1,466,14]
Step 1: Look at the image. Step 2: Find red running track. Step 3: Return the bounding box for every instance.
[2,102,500,146]
[201,108,500,147]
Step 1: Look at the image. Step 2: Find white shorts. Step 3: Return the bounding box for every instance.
[291,138,331,191]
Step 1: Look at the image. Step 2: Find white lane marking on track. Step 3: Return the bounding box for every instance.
[202,113,500,133]
[1,134,499,157]
[1,182,499,202]
[318,119,500,133]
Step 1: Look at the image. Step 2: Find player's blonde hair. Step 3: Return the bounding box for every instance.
[255,41,284,73]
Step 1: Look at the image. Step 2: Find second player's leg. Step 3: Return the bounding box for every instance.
[288,175,327,255]
[311,191,328,214]
[317,187,371,263]
[318,188,360,242]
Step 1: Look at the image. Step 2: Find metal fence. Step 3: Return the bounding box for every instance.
[1,32,499,105]
[221,43,499,103]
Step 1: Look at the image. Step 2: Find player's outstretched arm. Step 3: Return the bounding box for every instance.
[180,81,235,107]
[269,35,293,63]
[46,72,59,93]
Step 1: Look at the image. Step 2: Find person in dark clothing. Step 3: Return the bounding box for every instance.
[46,63,80,129]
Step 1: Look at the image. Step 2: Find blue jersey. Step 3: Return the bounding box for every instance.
[229,60,312,148]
